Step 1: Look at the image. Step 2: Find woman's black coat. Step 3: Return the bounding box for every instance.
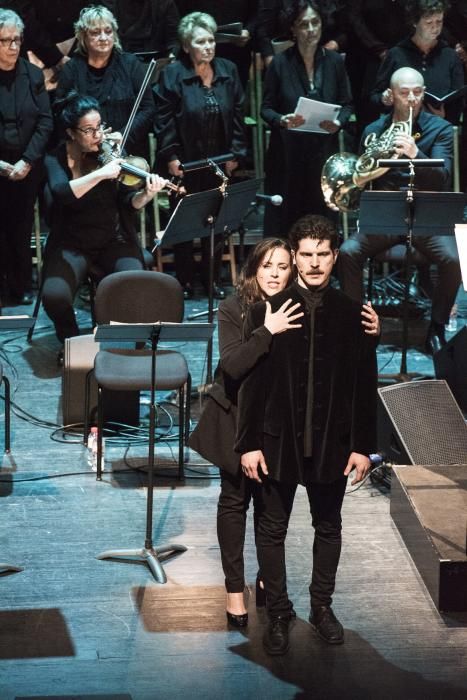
[189,294,273,474]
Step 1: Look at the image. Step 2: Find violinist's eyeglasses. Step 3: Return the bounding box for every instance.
[0,35,23,48]
[74,122,107,137]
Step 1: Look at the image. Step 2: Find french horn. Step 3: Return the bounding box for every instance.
[321,109,414,212]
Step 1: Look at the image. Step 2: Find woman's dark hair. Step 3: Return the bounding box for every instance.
[406,0,449,25]
[288,214,338,251]
[236,238,292,312]
[54,91,101,134]
[279,0,324,40]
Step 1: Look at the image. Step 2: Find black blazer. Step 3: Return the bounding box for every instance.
[0,58,53,164]
[189,294,273,474]
[154,56,247,166]
[235,285,378,485]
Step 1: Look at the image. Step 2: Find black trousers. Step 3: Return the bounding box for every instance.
[338,232,461,325]
[0,165,43,300]
[217,468,262,593]
[42,242,143,343]
[255,476,347,618]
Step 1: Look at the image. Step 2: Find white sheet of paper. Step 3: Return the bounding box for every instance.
[455,224,467,291]
[291,96,341,134]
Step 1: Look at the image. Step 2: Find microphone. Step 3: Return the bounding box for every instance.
[254,193,283,207]
[180,153,234,172]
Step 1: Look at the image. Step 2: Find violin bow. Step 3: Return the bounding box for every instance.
[120,58,157,152]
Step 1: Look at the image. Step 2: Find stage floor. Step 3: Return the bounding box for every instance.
[0,288,467,700]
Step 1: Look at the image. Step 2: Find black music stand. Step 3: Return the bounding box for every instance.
[94,321,213,583]
[154,179,261,382]
[360,187,467,379]
[0,316,35,574]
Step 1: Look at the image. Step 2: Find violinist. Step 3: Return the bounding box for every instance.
[41,91,166,364]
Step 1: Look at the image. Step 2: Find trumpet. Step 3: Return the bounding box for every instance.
[321,108,415,212]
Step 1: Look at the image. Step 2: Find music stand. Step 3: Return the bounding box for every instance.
[359,187,467,379]
[94,321,213,583]
[154,178,261,382]
[0,316,35,574]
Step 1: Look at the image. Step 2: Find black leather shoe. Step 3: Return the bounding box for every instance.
[263,616,290,655]
[212,284,225,300]
[183,283,194,300]
[309,606,344,644]
[226,611,248,628]
[424,321,446,356]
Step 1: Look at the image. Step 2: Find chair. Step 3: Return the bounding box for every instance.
[27,245,154,342]
[0,363,11,453]
[84,270,191,479]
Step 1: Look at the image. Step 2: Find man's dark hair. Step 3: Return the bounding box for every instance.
[288,214,338,251]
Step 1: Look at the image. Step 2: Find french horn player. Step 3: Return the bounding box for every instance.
[335,67,461,356]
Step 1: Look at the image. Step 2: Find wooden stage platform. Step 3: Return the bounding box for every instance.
[0,290,467,700]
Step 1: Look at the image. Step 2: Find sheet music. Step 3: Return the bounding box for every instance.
[455,224,467,291]
[291,97,340,134]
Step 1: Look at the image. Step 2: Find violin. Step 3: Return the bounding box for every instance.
[98,138,186,196]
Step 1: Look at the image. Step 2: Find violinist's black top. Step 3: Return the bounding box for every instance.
[44,143,138,252]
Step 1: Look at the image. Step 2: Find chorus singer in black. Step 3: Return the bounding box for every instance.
[42,92,166,363]
[260,0,353,235]
[339,66,461,355]
[235,215,378,655]
[154,11,247,300]
[0,8,53,306]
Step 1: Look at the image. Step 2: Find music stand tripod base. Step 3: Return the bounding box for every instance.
[97,544,187,583]
[94,322,213,584]
[0,562,23,574]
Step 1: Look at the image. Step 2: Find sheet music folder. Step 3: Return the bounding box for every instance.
[359,191,467,236]
[95,322,213,344]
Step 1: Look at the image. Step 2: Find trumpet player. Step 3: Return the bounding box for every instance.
[338,67,461,355]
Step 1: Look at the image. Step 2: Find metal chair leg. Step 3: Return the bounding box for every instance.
[3,375,10,453]
[178,385,184,480]
[96,385,104,480]
[83,370,92,445]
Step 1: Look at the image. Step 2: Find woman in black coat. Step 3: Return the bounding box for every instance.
[190,238,302,624]
[189,236,380,625]
[261,0,353,236]
[0,8,53,305]
[154,11,247,299]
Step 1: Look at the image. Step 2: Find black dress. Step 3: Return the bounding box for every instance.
[261,45,353,235]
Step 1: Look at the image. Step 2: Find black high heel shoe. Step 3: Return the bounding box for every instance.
[256,576,266,608]
[226,611,248,628]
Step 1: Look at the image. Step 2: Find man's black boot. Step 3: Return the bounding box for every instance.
[263,616,290,655]
[309,606,344,645]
